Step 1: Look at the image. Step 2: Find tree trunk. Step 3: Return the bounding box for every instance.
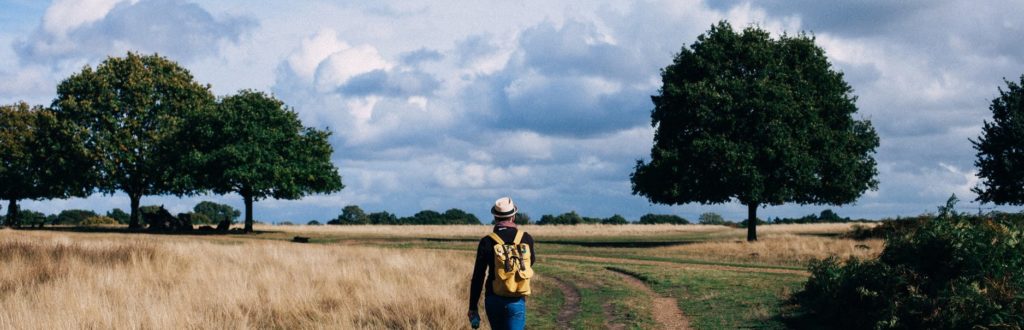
[747,202,759,241]
[243,193,254,233]
[5,199,18,228]
[128,193,142,229]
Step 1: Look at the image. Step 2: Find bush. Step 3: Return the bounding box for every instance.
[54,209,99,225]
[638,213,689,225]
[602,214,629,225]
[844,215,928,240]
[106,208,130,224]
[793,202,1024,329]
[79,216,118,226]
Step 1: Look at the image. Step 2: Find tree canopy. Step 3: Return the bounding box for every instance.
[184,89,343,232]
[1,102,93,227]
[630,21,879,241]
[51,52,215,229]
[973,75,1024,205]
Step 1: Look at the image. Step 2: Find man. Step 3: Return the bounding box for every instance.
[468,197,536,330]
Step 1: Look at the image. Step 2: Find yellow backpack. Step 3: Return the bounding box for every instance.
[488,231,533,297]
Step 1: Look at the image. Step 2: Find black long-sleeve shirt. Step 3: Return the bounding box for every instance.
[468,226,536,312]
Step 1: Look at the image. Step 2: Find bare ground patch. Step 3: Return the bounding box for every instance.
[607,268,691,330]
[542,275,581,329]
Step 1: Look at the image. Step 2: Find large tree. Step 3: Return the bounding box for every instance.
[973,75,1024,204]
[52,52,215,229]
[0,102,93,227]
[185,90,343,233]
[631,21,879,241]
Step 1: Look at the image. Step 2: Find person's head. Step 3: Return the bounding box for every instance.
[491,197,517,223]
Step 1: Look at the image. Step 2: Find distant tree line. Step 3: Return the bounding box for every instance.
[325,205,480,225]
[10,201,242,227]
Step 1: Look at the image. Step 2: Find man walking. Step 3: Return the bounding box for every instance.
[468,197,536,330]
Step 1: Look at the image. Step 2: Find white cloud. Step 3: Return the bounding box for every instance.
[14,0,255,72]
[285,29,352,81]
[42,0,127,36]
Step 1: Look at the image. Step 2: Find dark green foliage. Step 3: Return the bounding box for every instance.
[17,209,49,226]
[307,220,321,226]
[398,209,480,225]
[794,201,1024,329]
[630,21,879,241]
[442,208,480,225]
[537,211,600,225]
[638,213,689,225]
[139,205,162,217]
[330,205,369,225]
[54,209,99,225]
[737,218,766,228]
[53,52,215,229]
[366,211,398,225]
[698,212,726,225]
[846,216,928,240]
[181,89,344,232]
[193,201,240,224]
[602,214,629,225]
[1,102,93,227]
[515,213,531,225]
[973,75,1024,205]
[106,208,131,224]
[189,212,212,225]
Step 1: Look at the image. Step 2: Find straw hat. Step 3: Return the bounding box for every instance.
[491,197,517,218]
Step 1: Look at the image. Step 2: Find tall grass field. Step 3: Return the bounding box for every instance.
[0,224,876,329]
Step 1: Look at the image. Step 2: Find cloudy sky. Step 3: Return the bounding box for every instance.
[2,0,1023,223]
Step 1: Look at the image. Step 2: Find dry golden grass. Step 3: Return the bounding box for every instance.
[0,229,473,329]
[656,233,884,265]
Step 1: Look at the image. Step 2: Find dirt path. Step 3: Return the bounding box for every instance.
[543,275,581,329]
[547,254,810,276]
[607,268,691,330]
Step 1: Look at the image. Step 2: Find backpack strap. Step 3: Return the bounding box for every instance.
[512,230,525,245]
[488,232,505,245]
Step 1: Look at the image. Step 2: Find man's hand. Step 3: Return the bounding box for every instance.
[467,310,480,329]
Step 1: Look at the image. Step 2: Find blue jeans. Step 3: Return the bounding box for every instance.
[485,294,526,330]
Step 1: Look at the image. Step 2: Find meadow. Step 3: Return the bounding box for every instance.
[0,223,878,329]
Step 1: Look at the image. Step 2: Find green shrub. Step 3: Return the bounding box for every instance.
[638,213,689,225]
[54,209,99,225]
[601,214,629,225]
[79,216,118,226]
[793,207,1024,329]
